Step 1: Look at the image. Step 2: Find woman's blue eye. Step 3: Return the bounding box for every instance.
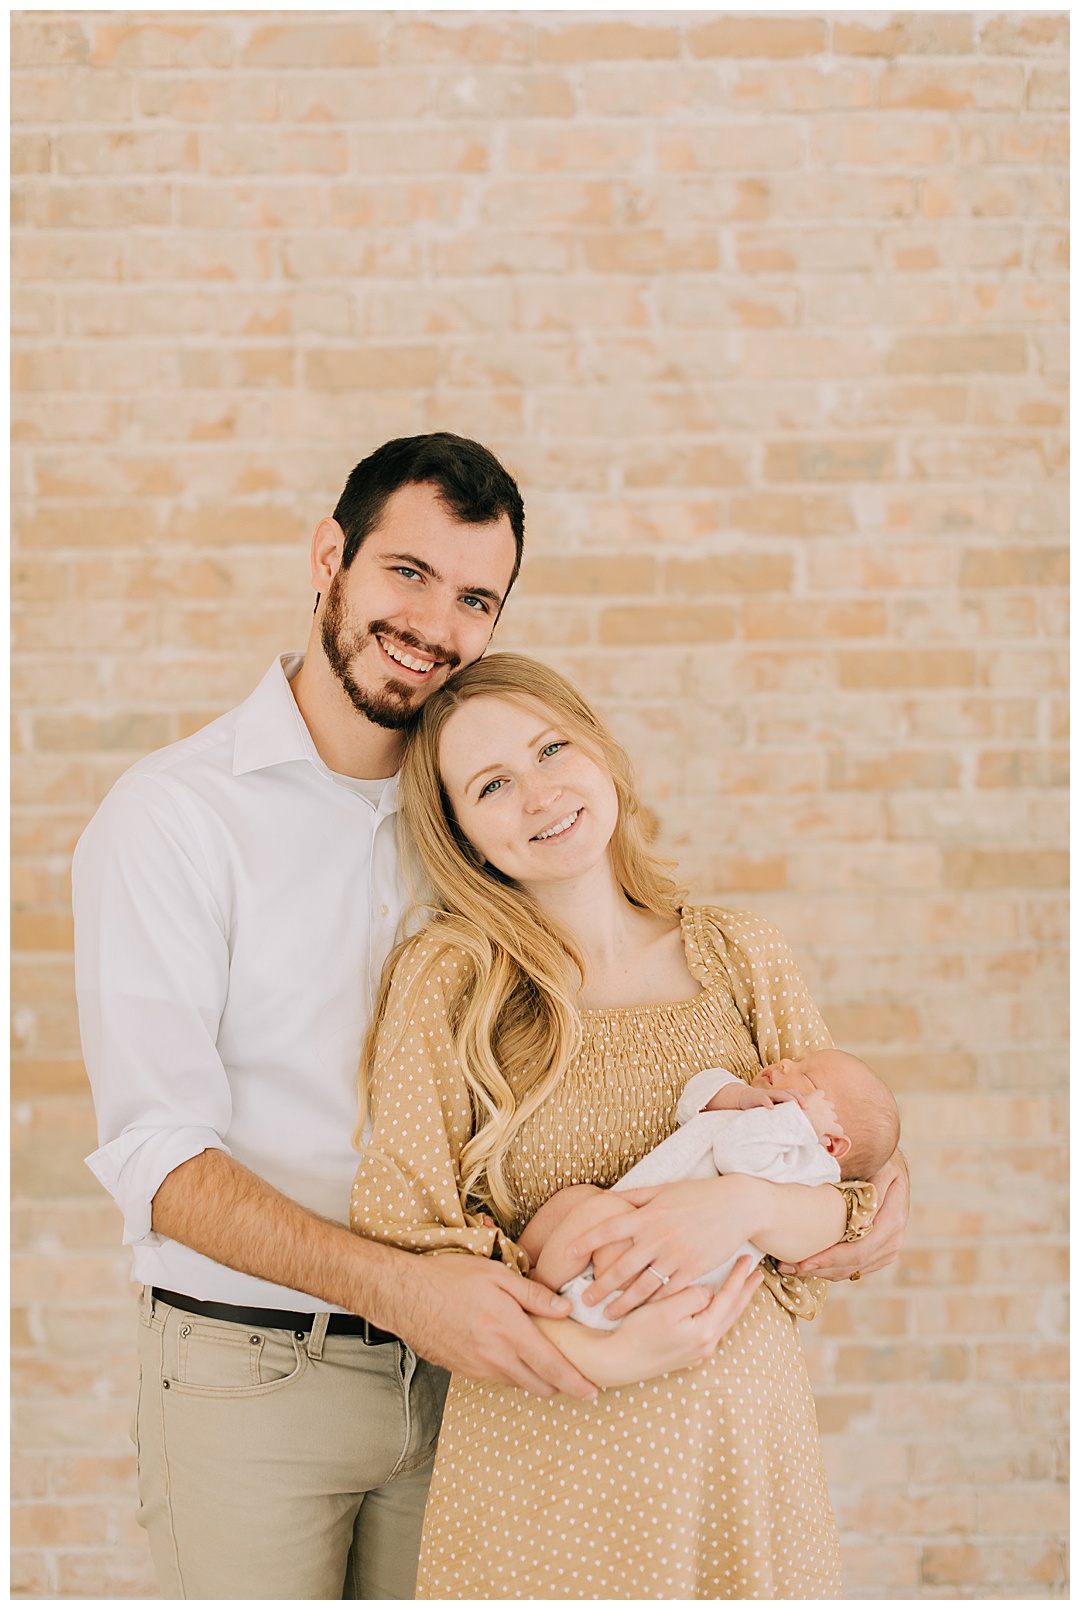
[541,742,565,759]
[479,778,504,798]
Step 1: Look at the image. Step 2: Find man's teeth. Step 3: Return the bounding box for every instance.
[380,638,435,673]
[533,810,580,842]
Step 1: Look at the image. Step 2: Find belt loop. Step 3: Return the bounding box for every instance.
[307,1311,329,1360]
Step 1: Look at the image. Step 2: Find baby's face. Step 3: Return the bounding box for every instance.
[752,1054,835,1101]
[753,1056,850,1157]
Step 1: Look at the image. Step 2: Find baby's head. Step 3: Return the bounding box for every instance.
[753,1049,900,1180]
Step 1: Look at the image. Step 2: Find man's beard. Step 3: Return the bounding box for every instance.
[320,570,458,731]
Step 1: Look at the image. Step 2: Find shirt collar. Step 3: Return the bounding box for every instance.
[231,655,401,819]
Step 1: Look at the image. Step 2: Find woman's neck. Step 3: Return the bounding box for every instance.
[524,859,688,1009]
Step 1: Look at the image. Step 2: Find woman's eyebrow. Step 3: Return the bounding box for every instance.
[463,761,502,793]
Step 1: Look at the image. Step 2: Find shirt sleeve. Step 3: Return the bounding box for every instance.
[705,1106,840,1187]
[349,937,528,1274]
[73,776,234,1247]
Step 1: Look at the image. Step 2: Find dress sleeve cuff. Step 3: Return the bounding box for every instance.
[832,1180,879,1241]
[85,1127,231,1247]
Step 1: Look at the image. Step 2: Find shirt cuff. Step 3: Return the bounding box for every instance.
[676,1065,741,1124]
[85,1126,232,1247]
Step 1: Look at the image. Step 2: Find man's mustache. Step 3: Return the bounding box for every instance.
[367,620,460,672]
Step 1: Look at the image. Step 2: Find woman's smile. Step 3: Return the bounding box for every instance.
[531,807,582,843]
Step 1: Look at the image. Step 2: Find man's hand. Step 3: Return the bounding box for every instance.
[775,1149,910,1281]
[150,1149,598,1399]
[391,1253,599,1400]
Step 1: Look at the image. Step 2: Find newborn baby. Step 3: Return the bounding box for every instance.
[519,1049,900,1331]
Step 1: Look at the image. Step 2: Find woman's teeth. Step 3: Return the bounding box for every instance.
[532,809,581,842]
[379,637,435,673]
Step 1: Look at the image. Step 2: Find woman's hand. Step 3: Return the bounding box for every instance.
[776,1150,910,1281]
[567,1175,764,1322]
[535,1256,764,1391]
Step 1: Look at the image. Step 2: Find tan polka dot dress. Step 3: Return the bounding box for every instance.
[352,907,846,1600]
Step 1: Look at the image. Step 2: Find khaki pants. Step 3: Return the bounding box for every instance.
[135,1289,449,1600]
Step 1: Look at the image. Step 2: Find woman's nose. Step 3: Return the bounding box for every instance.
[524,777,560,812]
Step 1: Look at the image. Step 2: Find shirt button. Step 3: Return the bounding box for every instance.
[379,904,389,918]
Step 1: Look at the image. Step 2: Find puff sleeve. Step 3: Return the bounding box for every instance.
[692,906,877,1321]
[349,936,528,1275]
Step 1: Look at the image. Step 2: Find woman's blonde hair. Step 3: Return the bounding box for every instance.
[359,652,685,1226]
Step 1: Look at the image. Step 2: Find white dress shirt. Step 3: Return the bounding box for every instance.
[73,653,409,1311]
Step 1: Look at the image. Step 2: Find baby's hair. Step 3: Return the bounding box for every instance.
[824,1051,900,1180]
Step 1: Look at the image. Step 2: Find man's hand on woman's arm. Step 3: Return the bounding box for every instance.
[775,1149,909,1281]
[151,1149,597,1400]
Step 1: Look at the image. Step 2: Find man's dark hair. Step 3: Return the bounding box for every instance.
[333,433,525,594]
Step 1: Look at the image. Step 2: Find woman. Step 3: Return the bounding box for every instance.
[351,654,875,1599]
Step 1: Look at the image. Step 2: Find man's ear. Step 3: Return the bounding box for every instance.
[825,1132,852,1162]
[310,517,346,596]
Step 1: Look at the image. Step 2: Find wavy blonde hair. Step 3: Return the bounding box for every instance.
[359,653,685,1226]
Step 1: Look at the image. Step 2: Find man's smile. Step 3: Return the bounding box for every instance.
[376,633,442,679]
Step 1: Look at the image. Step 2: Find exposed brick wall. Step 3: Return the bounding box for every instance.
[12,11,1068,1599]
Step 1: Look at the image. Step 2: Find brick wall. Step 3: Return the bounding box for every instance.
[12,10,1068,1599]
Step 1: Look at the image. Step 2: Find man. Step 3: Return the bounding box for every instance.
[75,432,907,1598]
[73,434,596,1599]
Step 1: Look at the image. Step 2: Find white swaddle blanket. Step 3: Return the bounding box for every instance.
[561,1066,840,1330]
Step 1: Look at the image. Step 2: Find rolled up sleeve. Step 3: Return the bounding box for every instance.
[74,777,234,1246]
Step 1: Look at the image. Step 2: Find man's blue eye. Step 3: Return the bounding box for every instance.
[396,567,420,580]
[462,595,489,612]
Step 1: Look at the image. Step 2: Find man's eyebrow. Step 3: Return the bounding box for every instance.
[383,552,503,607]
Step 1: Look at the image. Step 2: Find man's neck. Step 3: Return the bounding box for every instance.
[288,644,403,780]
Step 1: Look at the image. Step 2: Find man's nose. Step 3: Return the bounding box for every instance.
[405,585,455,649]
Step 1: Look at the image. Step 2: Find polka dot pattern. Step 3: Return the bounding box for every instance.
[352,907,845,1599]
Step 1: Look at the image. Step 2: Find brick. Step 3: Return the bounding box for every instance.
[599,605,737,648]
[519,557,656,596]
[707,855,787,892]
[764,439,894,483]
[665,554,792,595]
[689,17,825,58]
[10,1550,52,1596]
[624,445,746,490]
[960,546,1067,588]
[583,231,719,275]
[839,650,976,690]
[506,125,645,175]
[537,23,679,62]
[732,63,874,111]
[810,116,954,167]
[658,123,802,172]
[980,14,1070,55]
[833,14,975,55]
[944,849,1068,890]
[11,19,89,66]
[242,22,379,68]
[730,492,854,537]
[887,334,1027,375]
[386,19,532,64]
[56,1550,161,1598]
[881,62,1024,110]
[1027,68,1069,111]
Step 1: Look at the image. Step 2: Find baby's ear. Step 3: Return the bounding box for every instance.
[825,1132,852,1162]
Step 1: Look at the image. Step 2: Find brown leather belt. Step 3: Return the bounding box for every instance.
[152,1288,399,1345]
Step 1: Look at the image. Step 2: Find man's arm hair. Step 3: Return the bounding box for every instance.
[150,1150,598,1401]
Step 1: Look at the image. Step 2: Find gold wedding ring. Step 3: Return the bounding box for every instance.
[848,1270,862,1282]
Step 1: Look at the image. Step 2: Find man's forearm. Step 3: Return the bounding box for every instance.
[150,1148,407,1326]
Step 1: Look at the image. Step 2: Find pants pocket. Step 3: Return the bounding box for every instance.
[170,1318,306,1397]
